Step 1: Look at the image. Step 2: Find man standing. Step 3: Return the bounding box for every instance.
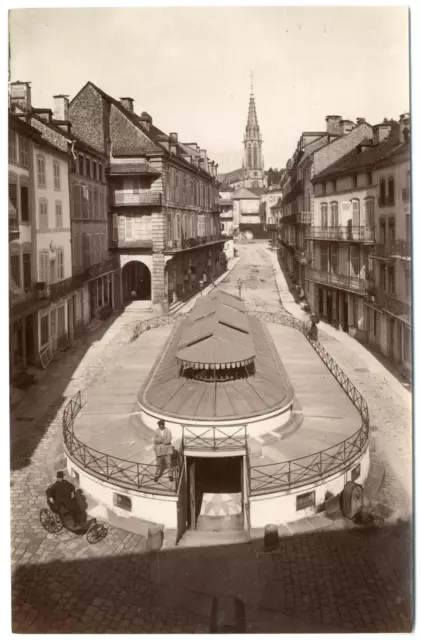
[154,419,174,482]
[46,471,82,525]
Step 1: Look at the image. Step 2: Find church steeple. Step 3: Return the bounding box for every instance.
[242,73,265,189]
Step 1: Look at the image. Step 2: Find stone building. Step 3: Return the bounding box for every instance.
[68,82,225,311]
[309,116,411,377]
[9,82,119,355]
[279,116,373,298]
[9,112,46,379]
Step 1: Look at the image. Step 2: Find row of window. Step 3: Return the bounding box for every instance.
[9,130,30,168]
[317,245,364,276]
[76,154,104,182]
[39,248,65,283]
[9,176,30,223]
[166,212,220,242]
[319,172,373,195]
[319,199,375,227]
[38,199,64,230]
[72,184,107,220]
[36,154,62,190]
[72,232,108,270]
[165,167,218,209]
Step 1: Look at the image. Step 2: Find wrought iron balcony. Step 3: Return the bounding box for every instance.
[402,187,410,202]
[306,226,375,243]
[306,268,367,293]
[384,292,411,318]
[390,239,411,259]
[113,191,162,207]
[110,238,153,250]
[370,242,410,260]
[164,234,227,252]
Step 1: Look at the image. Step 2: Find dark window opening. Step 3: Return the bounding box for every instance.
[296,491,315,511]
[22,253,31,289]
[180,361,255,382]
[114,493,132,511]
[20,185,29,222]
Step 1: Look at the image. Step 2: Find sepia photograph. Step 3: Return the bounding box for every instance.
[7,3,413,634]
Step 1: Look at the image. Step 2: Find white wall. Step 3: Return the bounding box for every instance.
[250,447,370,526]
[66,458,178,528]
[33,143,72,281]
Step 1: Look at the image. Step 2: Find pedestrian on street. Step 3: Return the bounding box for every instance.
[46,471,82,526]
[307,314,319,341]
[154,419,174,482]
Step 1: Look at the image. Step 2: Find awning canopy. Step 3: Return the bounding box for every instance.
[176,290,255,367]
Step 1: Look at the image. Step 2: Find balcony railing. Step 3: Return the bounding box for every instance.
[306,226,375,242]
[182,425,247,453]
[402,187,410,202]
[384,292,411,318]
[306,268,367,292]
[390,239,411,259]
[165,234,227,251]
[370,242,411,260]
[297,211,311,225]
[113,191,162,207]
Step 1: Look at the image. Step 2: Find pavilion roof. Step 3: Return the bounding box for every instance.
[176,291,255,367]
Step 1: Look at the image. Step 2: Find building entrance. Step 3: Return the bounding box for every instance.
[186,456,244,533]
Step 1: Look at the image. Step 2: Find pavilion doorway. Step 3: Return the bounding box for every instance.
[186,456,243,532]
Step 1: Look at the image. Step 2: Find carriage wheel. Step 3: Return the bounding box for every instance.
[86,523,108,545]
[39,508,63,534]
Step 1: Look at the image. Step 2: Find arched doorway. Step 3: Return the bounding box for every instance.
[122,261,151,302]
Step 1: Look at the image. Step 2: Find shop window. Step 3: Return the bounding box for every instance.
[296,491,315,511]
[40,314,49,347]
[114,493,132,512]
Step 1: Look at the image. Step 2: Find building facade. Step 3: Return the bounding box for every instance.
[68,82,226,311]
[279,116,373,299]
[366,116,411,376]
[9,113,46,379]
[308,116,411,376]
[9,81,120,373]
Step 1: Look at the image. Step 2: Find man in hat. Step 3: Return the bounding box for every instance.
[307,314,319,341]
[154,419,174,482]
[46,471,82,526]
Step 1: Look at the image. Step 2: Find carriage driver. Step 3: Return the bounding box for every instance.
[46,471,82,526]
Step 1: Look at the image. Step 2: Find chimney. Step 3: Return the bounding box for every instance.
[339,119,356,135]
[10,81,32,112]
[199,149,209,172]
[120,97,134,112]
[53,94,69,121]
[356,117,366,125]
[372,123,391,145]
[325,115,342,135]
[399,113,410,144]
[140,111,152,131]
[169,132,178,153]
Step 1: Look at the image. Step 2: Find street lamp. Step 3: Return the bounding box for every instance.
[237,278,243,299]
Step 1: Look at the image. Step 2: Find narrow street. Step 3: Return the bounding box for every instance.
[11,242,412,633]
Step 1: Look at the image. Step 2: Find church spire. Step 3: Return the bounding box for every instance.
[245,72,260,138]
[242,73,265,188]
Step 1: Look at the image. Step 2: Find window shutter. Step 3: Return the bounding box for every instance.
[125,215,133,240]
[82,186,89,218]
[73,184,81,217]
[113,214,118,241]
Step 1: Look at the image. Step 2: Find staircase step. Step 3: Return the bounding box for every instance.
[177,529,249,548]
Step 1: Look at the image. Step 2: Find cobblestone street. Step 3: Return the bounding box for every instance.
[10,243,413,633]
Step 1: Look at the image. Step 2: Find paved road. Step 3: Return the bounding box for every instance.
[10,241,413,633]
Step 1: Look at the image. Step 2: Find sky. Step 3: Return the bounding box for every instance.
[9,6,410,174]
